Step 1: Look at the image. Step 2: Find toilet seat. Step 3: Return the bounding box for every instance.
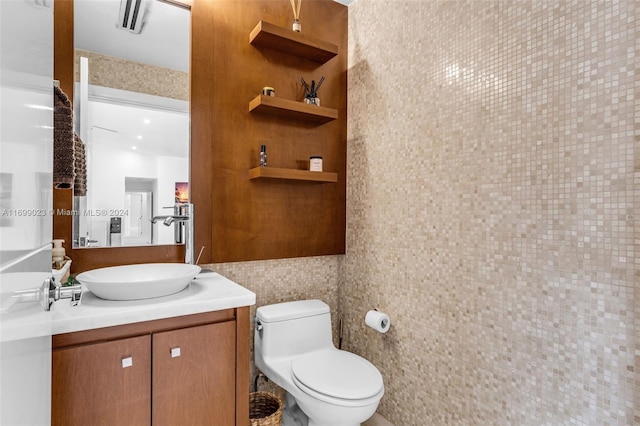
[291,349,384,405]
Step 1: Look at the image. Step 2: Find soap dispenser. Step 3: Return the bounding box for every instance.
[52,239,65,269]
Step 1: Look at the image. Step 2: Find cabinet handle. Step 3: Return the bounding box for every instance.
[171,347,181,358]
[122,356,133,368]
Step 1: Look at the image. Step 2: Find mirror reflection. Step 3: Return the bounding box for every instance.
[72,0,190,249]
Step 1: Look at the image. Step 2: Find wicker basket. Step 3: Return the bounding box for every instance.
[249,391,283,426]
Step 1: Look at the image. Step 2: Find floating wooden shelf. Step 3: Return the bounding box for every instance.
[249,167,338,183]
[249,95,338,124]
[249,21,338,63]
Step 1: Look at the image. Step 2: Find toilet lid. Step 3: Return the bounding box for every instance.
[291,349,383,400]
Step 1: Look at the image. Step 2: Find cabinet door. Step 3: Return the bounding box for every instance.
[152,321,236,426]
[52,335,151,426]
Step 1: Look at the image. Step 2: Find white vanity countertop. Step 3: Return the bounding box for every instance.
[51,271,256,335]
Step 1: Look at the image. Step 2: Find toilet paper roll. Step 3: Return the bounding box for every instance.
[365,310,391,333]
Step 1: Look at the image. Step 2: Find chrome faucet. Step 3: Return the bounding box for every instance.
[151,203,195,264]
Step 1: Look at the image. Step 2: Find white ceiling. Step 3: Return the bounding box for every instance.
[74,0,190,72]
[87,86,189,158]
[89,99,189,158]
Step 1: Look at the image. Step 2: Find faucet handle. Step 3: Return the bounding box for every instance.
[57,284,83,307]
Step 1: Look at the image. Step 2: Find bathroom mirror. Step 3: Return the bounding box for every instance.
[71,0,190,249]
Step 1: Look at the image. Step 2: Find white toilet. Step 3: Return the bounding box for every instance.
[254,299,384,426]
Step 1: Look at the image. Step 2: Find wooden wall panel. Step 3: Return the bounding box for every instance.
[52,0,75,269]
[190,0,215,264]
[53,0,74,98]
[210,0,347,262]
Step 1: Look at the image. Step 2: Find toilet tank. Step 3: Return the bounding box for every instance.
[255,300,334,360]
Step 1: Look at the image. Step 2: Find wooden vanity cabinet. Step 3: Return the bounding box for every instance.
[152,321,236,426]
[52,308,250,426]
[52,334,152,425]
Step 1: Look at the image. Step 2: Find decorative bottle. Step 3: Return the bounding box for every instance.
[260,145,267,167]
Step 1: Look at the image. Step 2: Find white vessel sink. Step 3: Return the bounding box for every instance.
[76,263,201,301]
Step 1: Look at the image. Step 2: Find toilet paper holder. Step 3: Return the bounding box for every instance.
[365,309,391,333]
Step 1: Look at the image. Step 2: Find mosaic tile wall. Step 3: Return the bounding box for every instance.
[74,49,189,101]
[344,0,638,425]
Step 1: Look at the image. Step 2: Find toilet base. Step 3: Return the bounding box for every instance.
[283,392,308,426]
[308,421,361,426]
[283,391,364,426]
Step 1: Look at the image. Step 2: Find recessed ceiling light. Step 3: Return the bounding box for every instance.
[132,146,137,150]
[143,119,150,124]
[137,135,142,140]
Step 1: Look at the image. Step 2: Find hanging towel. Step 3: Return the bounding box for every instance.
[73,133,87,196]
[53,85,74,189]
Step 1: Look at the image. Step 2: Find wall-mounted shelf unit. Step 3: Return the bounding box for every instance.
[249,95,338,124]
[249,167,338,183]
[249,21,338,63]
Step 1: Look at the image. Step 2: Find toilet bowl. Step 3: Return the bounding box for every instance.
[254,300,384,426]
